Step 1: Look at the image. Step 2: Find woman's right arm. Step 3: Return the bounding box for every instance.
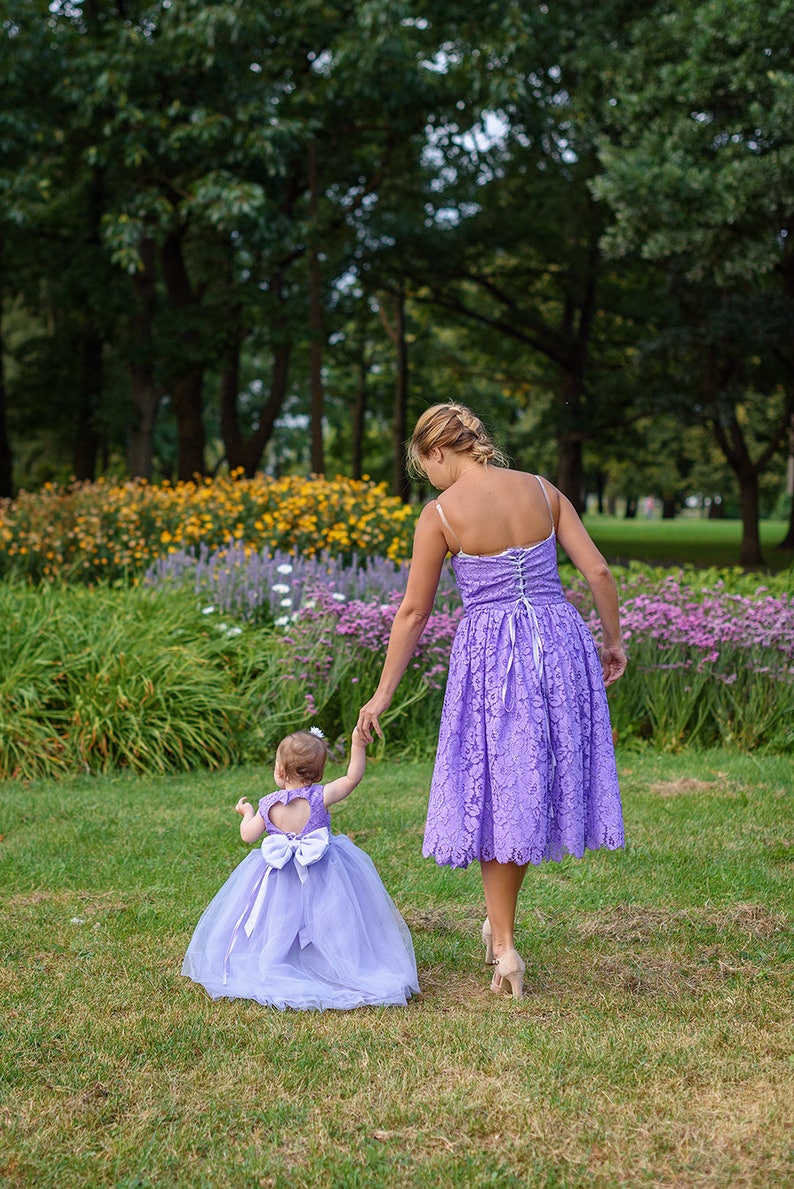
[356,506,449,742]
[554,491,627,687]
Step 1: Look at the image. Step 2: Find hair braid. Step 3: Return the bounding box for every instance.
[408,402,507,477]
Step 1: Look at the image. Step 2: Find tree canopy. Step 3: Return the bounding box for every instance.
[1,0,792,564]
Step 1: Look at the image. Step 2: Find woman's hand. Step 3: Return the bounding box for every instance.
[601,644,627,687]
[356,692,391,744]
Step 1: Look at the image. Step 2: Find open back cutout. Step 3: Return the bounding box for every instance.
[267,797,311,835]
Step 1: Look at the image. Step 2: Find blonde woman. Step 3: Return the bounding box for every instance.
[356,403,626,998]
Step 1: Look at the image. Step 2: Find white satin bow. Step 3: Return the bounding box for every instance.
[260,827,331,881]
[242,827,330,939]
[222,827,331,978]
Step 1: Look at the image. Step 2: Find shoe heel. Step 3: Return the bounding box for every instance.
[489,948,525,999]
[481,918,494,965]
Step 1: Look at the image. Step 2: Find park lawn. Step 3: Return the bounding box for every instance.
[582,514,792,572]
[1,749,792,1188]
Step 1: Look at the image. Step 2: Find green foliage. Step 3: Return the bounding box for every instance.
[0,584,247,778]
[593,0,794,282]
[2,551,792,780]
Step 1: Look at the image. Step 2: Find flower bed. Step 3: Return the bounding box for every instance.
[0,543,791,778]
[0,472,417,583]
[566,566,794,752]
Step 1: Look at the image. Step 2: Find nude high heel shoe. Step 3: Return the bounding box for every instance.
[481,917,493,965]
[489,948,525,999]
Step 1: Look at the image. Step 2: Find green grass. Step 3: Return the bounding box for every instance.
[1,750,792,1187]
[583,514,793,572]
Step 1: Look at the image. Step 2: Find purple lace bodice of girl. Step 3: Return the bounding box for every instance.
[422,531,624,869]
[258,784,330,835]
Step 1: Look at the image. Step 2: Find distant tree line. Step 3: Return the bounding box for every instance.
[1,0,792,564]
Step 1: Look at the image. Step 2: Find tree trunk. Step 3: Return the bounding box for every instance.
[351,348,368,481]
[127,380,163,480]
[556,432,584,512]
[392,284,410,502]
[0,236,13,498]
[307,142,324,475]
[594,469,605,514]
[779,410,794,548]
[737,468,763,567]
[220,341,291,477]
[73,165,106,482]
[378,287,410,501]
[171,371,206,481]
[712,409,764,567]
[662,498,676,519]
[126,239,163,480]
[160,229,206,480]
[73,328,103,481]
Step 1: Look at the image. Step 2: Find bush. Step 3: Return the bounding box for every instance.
[1,559,791,780]
[0,584,250,778]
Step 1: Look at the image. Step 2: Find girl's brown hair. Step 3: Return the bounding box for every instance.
[408,402,508,478]
[276,731,329,784]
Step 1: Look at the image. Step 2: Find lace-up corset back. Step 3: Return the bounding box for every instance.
[451,536,565,614]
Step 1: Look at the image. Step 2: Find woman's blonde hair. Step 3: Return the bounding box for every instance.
[276,731,329,784]
[408,402,507,478]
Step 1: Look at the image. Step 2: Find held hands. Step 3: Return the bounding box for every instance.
[601,644,627,687]
[355,692,391,745]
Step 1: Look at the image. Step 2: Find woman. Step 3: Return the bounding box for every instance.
[356,403,626,998]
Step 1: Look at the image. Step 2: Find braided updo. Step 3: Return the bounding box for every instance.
[408,403,507,478]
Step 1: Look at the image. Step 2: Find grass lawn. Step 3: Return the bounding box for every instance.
[582,515,793,573]
[1,749,792,1187]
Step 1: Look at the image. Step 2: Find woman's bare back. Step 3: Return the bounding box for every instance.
[435,468,558,557]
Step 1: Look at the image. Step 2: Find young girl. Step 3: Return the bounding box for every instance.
[182,728,419,1010]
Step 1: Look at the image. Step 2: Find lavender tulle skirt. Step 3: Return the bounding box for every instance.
[182,834,419,1011]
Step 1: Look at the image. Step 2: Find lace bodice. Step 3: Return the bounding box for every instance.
[450,533,567,614]
[258,784,331,836]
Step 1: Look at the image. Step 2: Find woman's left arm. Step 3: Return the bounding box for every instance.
[356,506,449,742]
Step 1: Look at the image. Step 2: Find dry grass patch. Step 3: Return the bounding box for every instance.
[648,776,727,796]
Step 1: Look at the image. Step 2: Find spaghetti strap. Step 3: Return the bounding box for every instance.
[534,475,555,534]
[435,502,463,555]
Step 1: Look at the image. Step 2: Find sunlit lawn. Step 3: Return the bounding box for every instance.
[1,748,792,1187]
[583,514,792,572]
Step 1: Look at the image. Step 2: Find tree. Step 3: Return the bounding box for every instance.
[592,0,794,563]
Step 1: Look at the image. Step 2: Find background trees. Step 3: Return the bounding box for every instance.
[592,0,794,562]
[1,0,791,561]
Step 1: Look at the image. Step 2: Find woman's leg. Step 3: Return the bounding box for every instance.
[480,859,528,958]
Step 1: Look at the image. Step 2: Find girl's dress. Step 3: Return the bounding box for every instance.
[183,784,419,1010]
[423,477,624,869]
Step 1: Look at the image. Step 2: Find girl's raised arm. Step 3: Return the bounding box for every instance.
[323,732,369,807]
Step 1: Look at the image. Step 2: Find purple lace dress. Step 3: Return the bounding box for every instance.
[423,490,624,870]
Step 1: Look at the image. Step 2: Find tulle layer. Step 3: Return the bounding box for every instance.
[182,835,419,1011]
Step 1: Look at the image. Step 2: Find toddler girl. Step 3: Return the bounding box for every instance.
[182,728,419,1010]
